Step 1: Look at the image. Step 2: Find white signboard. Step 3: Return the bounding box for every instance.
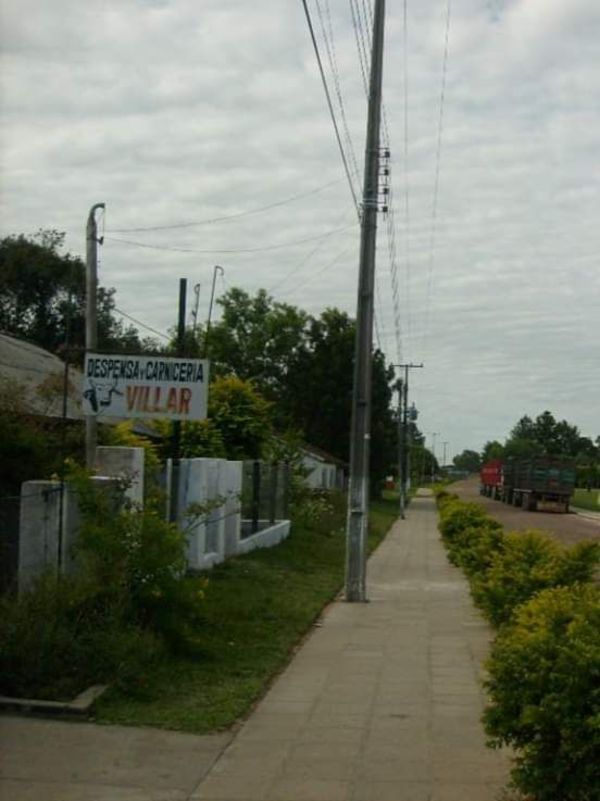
[83,353,209,420]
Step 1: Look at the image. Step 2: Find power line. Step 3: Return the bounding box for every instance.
[108,178,343,233]
[316,0,362,191]
[401,0,412,347]
[105,222,357,255]
[277,244,354,297]
[113,307,171,342]
[300,0,360,216]
[423,0,451,357]
[268,207,354,293]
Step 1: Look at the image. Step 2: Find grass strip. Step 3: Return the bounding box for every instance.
[95,492,398,733]
[572,487,600,512]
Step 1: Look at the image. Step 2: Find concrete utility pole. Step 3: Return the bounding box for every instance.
[345,0,386,603]
[396,378,403,514]
[398,363,423,517]
[391,363,423,518]
[442,441,449,470]
[431,432,440,484]
[85,202,105,469]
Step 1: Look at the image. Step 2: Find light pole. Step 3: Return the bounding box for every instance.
[204,265,224,358]
[431,432,440,484]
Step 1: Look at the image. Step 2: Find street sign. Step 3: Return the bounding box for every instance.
[83,353,209,421]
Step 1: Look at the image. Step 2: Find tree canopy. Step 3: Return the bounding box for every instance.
[0,231,158,360]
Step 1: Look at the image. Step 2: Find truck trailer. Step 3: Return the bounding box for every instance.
[480,457,575,513]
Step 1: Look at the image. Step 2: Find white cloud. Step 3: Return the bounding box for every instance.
[1,0,599,456]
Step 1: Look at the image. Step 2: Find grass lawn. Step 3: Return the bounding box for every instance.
[572,488,600,512]
[95,491,398,733]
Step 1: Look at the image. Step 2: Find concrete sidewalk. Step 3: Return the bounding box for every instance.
[1,492,510,801]
[192,491,510,801]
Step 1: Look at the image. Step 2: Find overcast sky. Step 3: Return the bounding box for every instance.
[1,0,599,460]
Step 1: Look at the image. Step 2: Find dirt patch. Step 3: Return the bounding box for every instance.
[449,477,600,547]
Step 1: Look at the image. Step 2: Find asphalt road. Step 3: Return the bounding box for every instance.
[449,477,600,547]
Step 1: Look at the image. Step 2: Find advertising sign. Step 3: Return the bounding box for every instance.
[83,353,209,421]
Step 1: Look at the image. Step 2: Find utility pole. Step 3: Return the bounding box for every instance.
[345,0,386,603]
[391,362,423,518]
[85,202,105,469]
[169,278,187,523]
[442,441,449,470]
[204,265,224,358]
[396,378,403,514]
[431,432,440,484]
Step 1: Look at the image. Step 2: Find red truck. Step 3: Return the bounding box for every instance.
[480,457,575,513]
[480,459,503,500]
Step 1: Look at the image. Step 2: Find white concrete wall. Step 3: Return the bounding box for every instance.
[95,446,145,505]
[236,520,291,556]
[18,476,118,592]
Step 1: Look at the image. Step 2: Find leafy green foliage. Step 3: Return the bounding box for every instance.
[208,375,273,460]
[472,531,599,627]
[0,230,159,361]
[0,572,164,699]
[452,449,481,472]
[70,467,207,647]
[436,494,600,800]
[484,585,600,801]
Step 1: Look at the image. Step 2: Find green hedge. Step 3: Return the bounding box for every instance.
[434,489,600,801]
[484,585,600,801]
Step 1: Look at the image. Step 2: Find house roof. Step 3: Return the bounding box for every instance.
[301,442,348,469]
[0,332,84,419]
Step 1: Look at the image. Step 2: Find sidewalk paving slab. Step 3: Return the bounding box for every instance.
[190,493,511,801]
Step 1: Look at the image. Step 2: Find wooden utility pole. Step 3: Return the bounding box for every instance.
[345,0,386,603]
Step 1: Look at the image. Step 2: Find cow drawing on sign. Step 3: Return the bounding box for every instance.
[83,378,123,413]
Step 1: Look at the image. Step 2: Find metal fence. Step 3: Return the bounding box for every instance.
[241,461,291,539]
[0,492,20,594]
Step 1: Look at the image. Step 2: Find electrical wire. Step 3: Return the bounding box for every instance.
[113,307,171,342]
[108,178,343,233]
[105,222,357,255]
[300,0,360,216]
[423,0,451,357]
[268,208,354,294]
[401,0,412,347]
[316,0,362,193]
[277,244,355,297]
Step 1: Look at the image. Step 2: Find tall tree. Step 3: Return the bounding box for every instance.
[0,231,157,359]
[453,449,481,473]
[206,287,308,398]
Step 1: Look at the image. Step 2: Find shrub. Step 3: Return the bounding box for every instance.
[472,531,600,627]
[438,500,489,547]
[484,584,600,801]
[450,519,505,576]
[0,572,164,699]
[70,468,207,647]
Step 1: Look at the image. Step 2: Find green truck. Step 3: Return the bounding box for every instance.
[501,457,575,513]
